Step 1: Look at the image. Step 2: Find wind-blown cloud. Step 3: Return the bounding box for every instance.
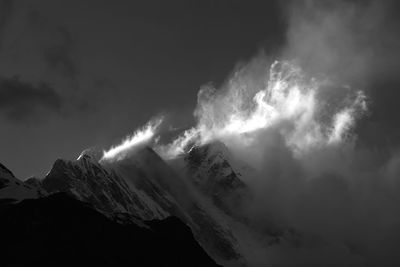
[100,1,400,265]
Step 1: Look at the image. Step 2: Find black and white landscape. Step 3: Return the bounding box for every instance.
[1,0,400,266]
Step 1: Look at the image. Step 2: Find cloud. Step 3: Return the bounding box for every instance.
[282,0,400,84]
[0,76,62,121]
[221,1,400,264]
[277,0,400,147]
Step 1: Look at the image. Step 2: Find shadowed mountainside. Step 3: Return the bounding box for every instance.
[0,193,220,267]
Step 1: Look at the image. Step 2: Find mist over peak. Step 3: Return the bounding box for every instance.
[1,0,400,266]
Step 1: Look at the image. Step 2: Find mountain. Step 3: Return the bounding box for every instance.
[1,140,315,266]
[0,158,222,266]
[3,138,295,266]
[0,192,220,267]
[36,146,243,266]
[0,140,376,266]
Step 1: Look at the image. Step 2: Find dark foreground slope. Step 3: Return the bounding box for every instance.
[0,193,220,267]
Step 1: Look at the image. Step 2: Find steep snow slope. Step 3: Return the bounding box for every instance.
[42,153,169,220]
[104,146,243,265]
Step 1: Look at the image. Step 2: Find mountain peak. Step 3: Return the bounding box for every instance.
[186,141,233,166]
[0,162,16,181]
[77,147,103,162]
[185,141,235,174]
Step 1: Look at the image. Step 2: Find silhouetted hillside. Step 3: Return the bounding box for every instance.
[0,193,220,267]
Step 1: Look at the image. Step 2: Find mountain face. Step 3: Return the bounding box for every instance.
[0,193,220,267]
[42,154,170,220]
[37,146,243,266]
[184,141,249,217]
[0,140,327,266]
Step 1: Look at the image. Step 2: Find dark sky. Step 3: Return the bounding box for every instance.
[0,0,399,179]
[0,0,286,178]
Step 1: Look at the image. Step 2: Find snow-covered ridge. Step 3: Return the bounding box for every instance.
[42,152,170,220]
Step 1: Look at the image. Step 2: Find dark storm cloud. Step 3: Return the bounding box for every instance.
[0,76,62,121]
